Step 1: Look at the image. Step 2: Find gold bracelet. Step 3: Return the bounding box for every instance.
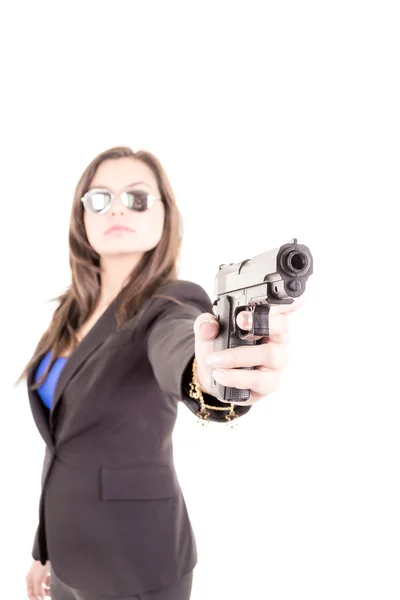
[188,357,239,425]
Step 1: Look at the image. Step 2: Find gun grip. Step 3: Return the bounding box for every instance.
[210,295,255,402]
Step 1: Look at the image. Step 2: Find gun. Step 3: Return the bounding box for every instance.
[210,238,313,402]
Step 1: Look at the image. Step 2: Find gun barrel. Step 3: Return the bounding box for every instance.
[214,239,313,299]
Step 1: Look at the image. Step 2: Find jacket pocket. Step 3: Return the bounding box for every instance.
[100,464,178,500]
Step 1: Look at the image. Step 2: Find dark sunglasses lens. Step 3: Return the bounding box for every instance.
[122,192,153,211]
[85,191,112,212]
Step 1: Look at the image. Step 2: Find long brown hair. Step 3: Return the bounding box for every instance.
[18,146,184,389]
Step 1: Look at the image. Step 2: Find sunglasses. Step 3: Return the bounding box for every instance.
[81,188,159,214]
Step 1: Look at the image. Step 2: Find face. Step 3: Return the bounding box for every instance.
[83,157,165,259]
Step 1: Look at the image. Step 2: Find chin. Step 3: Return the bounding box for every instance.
[98,242,158,258]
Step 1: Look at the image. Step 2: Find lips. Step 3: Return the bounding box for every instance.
[105,225,135,235]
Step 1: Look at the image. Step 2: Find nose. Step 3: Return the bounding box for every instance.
[110,194,126,215]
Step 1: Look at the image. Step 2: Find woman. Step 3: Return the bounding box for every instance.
[19,146,301,600]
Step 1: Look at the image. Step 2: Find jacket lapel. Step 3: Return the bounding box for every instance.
[28,282,159,442]
[49,297,120,427]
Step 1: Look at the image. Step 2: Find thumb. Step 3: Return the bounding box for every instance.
[194,312,219,343]
[193,313,220,392]
[193,313,221,397]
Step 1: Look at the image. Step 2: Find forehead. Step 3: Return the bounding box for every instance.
[90,157,158,193]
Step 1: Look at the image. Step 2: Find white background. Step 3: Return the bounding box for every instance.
[0,2,399,599]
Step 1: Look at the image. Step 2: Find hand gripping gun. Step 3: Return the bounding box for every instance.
[210,238,313,402]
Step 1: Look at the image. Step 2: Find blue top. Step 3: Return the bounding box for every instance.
[35,350,68,409]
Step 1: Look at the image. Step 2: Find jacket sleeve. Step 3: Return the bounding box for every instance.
[31,526,42,561]
[147,279,252,423]
[32,445,52,562]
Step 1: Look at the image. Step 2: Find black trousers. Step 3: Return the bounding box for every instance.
[49,565,194,600]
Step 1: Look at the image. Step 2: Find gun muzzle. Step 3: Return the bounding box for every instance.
[275,239,313,298]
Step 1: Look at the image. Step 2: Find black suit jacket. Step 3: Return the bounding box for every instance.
[28,279,252,596]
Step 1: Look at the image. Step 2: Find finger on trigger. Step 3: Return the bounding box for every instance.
[236,311,253,330]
